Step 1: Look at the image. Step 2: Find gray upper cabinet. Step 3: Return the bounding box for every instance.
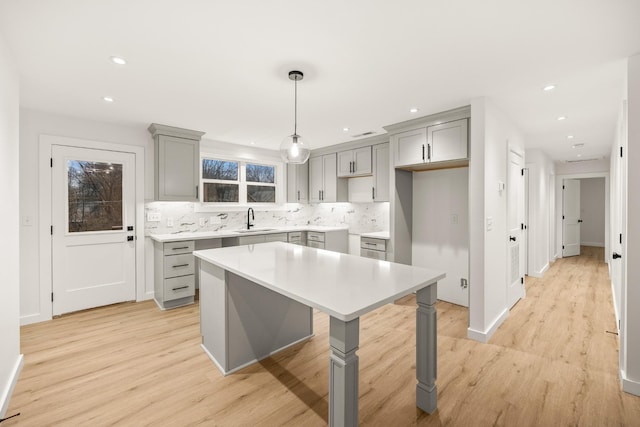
[337,146,372,177]
[393,118,468,168]
[428,119,468,163]
[372,143,390,202]
[149,124,205,201]
[309,153,347,203]
[287,162,309,203]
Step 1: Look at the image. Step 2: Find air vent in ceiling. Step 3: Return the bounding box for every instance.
[351,131,377,138]
[565,158,600,163]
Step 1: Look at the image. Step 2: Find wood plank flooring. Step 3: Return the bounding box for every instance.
[5,246,640,426]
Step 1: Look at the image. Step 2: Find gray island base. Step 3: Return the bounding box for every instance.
[194,242,444,427]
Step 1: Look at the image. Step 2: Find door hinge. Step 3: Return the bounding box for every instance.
[620,146,623,158]
[50,158,53,167]
[50,225,53,235]
[520,277,524,284]
[562,185,565,190]
[619,320,621,330]
[563,245,565,249]
[562,215,565,220]
[521,223,524,230]
[51,292,54,302]
[521,168,524,176]
[620,233,623,244]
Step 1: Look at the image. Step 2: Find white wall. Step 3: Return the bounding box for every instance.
[525,149,555,277]
[622,53,640,395]
[19,109,152,324]
[555,158,610,175]
[412,167,469,307]
[468,98,526,342]
[580,178,606,247]
[0,32,23,418]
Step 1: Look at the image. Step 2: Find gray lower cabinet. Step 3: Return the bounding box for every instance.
[154,240,196,309]
[307,230,348,253]
[360,237,388,260]
[287,231,306,245]
[222,232,288,247]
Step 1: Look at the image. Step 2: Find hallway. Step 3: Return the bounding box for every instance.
[4,247,640,426]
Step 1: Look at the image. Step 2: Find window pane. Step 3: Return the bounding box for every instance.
[202,159,238,180]
[204,183,239,202]
[68,160,123,232]
[246,164,275,183]
[247,185,276,203]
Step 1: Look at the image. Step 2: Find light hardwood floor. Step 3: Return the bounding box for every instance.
[5,246,640,426]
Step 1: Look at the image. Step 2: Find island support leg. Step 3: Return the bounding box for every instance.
[329,316,359,427]
[416,284,437,414]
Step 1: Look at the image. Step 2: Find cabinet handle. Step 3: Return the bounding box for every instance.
[297,190,300,201]
[172,285,190,291]
[196,185,199,199]
[172,246,190,250]
[372,187,375,200]
[427,144,431,160]
[172,263,190,268]
[422,145,425,161]
[365,242,377,245]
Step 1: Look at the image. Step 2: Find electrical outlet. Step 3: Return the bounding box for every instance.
[451,214,458,224]
[22,215,33,226]
[146,212,161,222]
[167,217,174,227]
[199,217,206,227]
[486,216,493,231]
[210,216,222,225]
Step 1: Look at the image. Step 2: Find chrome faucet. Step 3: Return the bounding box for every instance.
[247,207,254,230]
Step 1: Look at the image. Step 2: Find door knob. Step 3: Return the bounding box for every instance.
[509,236,516,242]
[578,219,583,223]
[613,252,622,259]
[127,236,134,242]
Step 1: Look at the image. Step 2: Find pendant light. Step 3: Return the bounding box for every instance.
[280,70,311,164]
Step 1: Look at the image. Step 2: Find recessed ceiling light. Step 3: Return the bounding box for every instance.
[557,116,567,121]
[110,56,127,65]
[103,96,114,102]
[543,85,556,92]
[577,154,582,158]
[571,143,585,149]
[250,141,255,145]
[410,108,419,113]
[343,127,349,132]
[567,135,575,139]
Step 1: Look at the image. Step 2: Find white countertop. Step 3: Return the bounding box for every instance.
[360,231,390,240]
[194,242,444,321]
[148,225,349,243]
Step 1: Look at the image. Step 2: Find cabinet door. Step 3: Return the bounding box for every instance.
[308,156,324,202]
[156,135,199,201]
[353,146,372,176]
[287,163,309,203]
[428,119,468,163]
[337,151,354,177]
[322,153,338,202]
[373,143,389,202]
[393,128,426,167]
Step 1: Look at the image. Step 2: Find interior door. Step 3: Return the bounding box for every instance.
[52,145,136,315]
[563,179,581,257]
[507,149,525,309]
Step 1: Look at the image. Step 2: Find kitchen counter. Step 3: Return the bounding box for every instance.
[148,225,349,243]
[359,230,390,239]
[195,241,445,425]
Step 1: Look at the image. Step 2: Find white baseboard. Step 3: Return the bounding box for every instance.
[0,354,24,418]
[621,371,640,397]
[581,242,605,247]
[143,290,155,301]
[20,311,51,326]
[467,308,509,343]
[527,262,549,279]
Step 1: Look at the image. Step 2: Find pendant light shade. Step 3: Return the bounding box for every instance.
[280,70,311,164]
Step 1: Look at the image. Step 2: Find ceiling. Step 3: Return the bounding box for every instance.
[1,0,639,162]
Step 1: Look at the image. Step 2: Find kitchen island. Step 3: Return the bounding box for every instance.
[194,242,444,427]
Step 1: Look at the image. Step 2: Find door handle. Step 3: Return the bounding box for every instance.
[613,252,622,259]
[578,219,583,223]
[422,145,425,161]
[127,236,134,241]
[509,236,516,242]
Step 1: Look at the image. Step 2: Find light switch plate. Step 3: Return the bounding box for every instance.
[199,217,206,227]
[486,216,493,231]
[167,217,174,227]
[210,216,222,225]
[146,212,161,222]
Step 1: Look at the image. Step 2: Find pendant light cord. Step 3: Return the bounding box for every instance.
[294,77,298,136]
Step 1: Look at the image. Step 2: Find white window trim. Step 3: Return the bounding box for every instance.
[195,154,286,212]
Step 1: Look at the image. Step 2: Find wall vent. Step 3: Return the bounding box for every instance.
[351,131,377,138]
[565,158,600,163]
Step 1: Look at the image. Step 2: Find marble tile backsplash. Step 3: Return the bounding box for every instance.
[145,202,390,235]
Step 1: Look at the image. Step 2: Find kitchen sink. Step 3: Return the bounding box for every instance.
[234,228,277,233]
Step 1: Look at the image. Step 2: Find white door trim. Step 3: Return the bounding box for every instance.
[32,134,145,325]
[555,171,609,262]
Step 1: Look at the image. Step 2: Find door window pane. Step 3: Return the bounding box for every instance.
[202,159,238,180]
[68,160,123,232]
[246,164,275,183]
[247,185,276,203]
[204,183,239,202]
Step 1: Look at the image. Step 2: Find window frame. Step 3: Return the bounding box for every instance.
[199,154,283,208]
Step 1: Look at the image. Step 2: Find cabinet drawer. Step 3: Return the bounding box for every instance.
[163,253,195,278]
[360,248,387,260]
[307,240,325,249]
[264,232,287,243]
[288,231,303,241]
[163,240,194,255]
[163,275,195,301]
[307,231,325,242]
[360,237,386,252]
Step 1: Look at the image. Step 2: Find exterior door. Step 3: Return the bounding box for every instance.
[507,149,525,309]
[52,145,136,315]
[563,179,581,257]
